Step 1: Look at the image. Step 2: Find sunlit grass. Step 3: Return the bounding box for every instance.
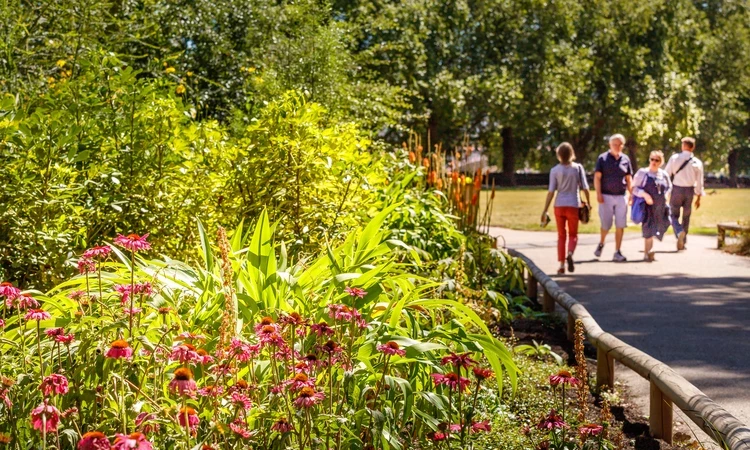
[479,188,750,235]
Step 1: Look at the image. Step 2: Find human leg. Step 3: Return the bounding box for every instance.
[554,207,567,264]
[597,198,615,257]
[644,237,654,261]
[566,207,579,273]
[612,195,628,261]
[681,190,694,241]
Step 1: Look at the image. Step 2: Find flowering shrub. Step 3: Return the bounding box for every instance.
[0,208,519,449]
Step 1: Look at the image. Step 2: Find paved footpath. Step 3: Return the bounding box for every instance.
[490,227,750,444]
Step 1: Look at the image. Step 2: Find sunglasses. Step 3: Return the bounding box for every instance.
[650,158,662,162]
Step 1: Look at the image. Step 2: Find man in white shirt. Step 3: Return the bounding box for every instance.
[664,137,704,250]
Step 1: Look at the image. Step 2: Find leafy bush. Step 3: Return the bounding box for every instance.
[0,54,382,290]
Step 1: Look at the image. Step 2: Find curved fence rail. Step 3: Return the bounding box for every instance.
[508,248,750,450]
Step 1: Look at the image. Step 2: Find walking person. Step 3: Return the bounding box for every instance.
[541,142,591,274]
[593,134,633,261]
[664,137,704,250]
[632,151,672,261]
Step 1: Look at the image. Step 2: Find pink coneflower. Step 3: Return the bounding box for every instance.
[197,385,224,397]
[254,316,278,333]
[549,370,580,387]
[431,372,471,391]
[40,374,69,396]
[229,419,252,438]
[472,367,494,381]
[134,412,160,434]
[471,421,492,433]
[328,304,361,321]
[114,233,151,252]
[178,331,206,342]
[0,282,20,300]
[271,417,294,433]
[319,340,341,355]
[178,407,199,432]
[256,324,285,347]
[55,333,75,344]
[377,341,406,357]
[82,246,112,260]
[427,431,447,442]
[78,431,110,450]
[310,321,334,337]
[133,282,153,296]
[67,290,86,300]
[78,257,96,274]
[106,340,133,359]
[230,392,253,410]
[538,410,567,430]
[169,368,197,397]
[0,319,4,329]
[14,295,39,310]
[196,348,213,365]
[31,401,60,432]
[286,373,316,392]
[441,352,477,369]
[344,286,367,298]
[46,328,64,338]
[230,339,260,362]
[293,386,325,408]
[579,423,604,437]
[279,312,308,327]
[123,307,142,316]
[114,284,133,304]
[112,432,153,450]
[25,309,50,321]
[229,380,250,393]
[0,389,11,409]
[170,343,200,364]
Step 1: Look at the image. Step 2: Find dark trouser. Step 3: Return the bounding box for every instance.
[670,186,694,240]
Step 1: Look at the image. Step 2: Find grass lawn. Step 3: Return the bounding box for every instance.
[479,187,750,235]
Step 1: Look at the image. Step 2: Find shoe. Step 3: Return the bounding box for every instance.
[566,254,575,273]
[677,231,686,251]
[648,251,655,262]
[557,267,565,275]
[594,243,604,257]
[613,251,627,262]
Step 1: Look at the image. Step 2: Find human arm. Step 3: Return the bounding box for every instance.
[694,162,704,209]
[541,191,555,223]
[631,169,653,205]
[594,172,603,203]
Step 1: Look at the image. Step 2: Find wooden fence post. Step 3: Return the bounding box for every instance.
[542,290,555,313]
[596,347,614,390]
[650,380,673,443]
[526,270,538,303]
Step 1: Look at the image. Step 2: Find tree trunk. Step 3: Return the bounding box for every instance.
[625,137,638,169]
[728,148,739,188]
[501,126,516,186]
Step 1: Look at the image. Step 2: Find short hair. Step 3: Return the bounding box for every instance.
[555,142,576,163]
[609,134,626,145]
[649,150,665,164]
[681,137,696,149]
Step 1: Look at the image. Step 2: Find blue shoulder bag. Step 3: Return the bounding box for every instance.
[630,173,648,225]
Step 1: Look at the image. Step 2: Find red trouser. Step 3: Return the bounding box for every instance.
[554,207,579,262]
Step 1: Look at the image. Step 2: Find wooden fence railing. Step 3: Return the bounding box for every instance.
[509,249,750,450]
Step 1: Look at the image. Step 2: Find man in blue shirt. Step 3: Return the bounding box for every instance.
[593,134,633,262]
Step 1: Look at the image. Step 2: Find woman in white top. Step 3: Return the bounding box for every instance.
[541,143,591,274]
[632,150,672,261]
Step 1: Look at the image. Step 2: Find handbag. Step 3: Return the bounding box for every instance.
[576,164,591,224]
[630,173,649,225]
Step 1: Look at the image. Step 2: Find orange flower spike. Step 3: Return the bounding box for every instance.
[408,151,416,163]
[422,157,430,168]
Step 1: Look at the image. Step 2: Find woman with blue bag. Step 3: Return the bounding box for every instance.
[631,150,672,261]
